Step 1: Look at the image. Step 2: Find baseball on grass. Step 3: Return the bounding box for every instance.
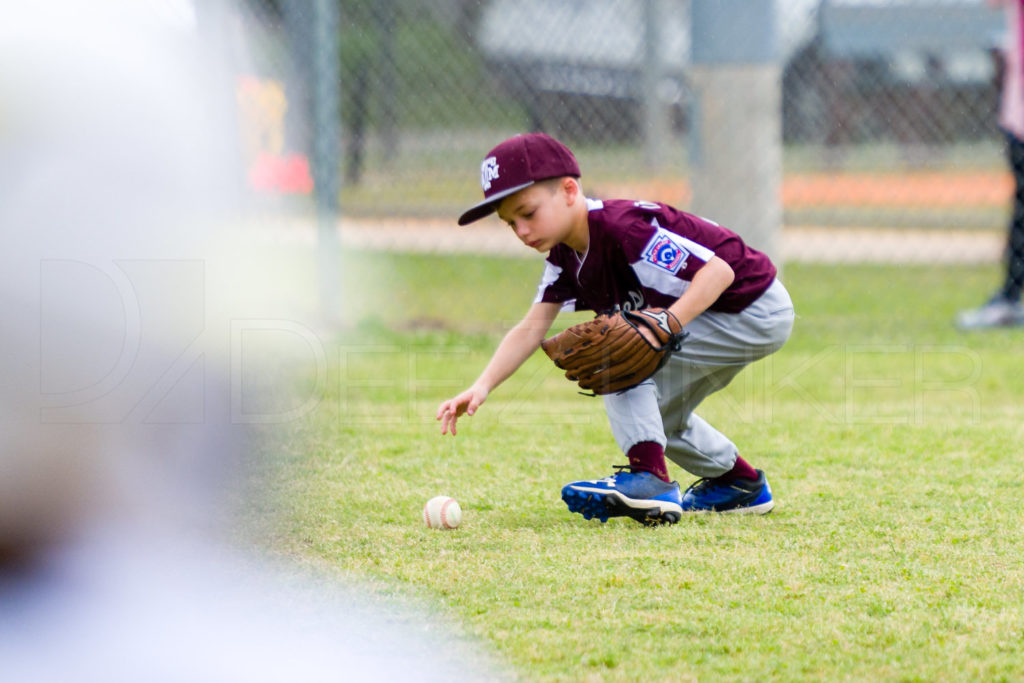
[423,495,462,529]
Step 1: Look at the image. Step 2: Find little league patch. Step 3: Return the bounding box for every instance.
[642,233,689,274]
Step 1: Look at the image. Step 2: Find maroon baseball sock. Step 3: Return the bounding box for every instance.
[720,454,759,482]
[627,441,671,483]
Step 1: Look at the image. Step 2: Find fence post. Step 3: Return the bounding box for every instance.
[310,0,342,328]
[689,0,781,264]
[642,0,671,169]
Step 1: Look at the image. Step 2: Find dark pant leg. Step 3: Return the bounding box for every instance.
[1002,133,1024,302]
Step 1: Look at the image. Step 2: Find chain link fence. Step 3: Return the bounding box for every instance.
[226,0,1009,266]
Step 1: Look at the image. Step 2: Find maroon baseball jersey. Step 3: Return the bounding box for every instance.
[535,198,777,314]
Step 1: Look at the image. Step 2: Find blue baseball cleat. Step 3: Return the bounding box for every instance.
[561,468,683,525]
[680,469,774,514]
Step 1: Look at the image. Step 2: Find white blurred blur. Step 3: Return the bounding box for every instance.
[0,2,501,680]
[1,0,244,579]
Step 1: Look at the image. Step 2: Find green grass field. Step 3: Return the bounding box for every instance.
[247,250,1024,682]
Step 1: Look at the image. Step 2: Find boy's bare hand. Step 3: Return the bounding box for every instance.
[436,386,488,435]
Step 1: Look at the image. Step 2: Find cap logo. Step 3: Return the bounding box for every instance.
[480,156,500,191]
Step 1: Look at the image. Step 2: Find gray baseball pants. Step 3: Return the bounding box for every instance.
[602,278,795,478]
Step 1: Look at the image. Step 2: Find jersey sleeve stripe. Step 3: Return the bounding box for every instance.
[673,233,714,262]
[631,260,690,298]
[534,261,564,304]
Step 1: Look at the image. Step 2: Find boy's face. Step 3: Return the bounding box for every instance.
[495,179,575,253]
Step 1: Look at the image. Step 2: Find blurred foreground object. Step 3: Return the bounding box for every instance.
[0,3,501,680]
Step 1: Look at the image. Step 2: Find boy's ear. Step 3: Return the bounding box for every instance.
[563,177,580,203]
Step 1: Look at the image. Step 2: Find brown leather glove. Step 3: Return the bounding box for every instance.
[541,308,686,395]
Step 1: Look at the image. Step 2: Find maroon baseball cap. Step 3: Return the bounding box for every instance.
[457,133,580,226]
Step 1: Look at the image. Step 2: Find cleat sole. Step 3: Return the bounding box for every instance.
[681,502,774,515]
[562,486,682,526]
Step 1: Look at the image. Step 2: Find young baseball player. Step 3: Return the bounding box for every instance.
[436,133,795,524]
[957,0,1024,329]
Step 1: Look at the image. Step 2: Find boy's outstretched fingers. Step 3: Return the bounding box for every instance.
[436,389,485,436]
[437,401,457,435]
[436,396,464,435]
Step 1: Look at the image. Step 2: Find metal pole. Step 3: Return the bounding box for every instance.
[310,0,342,327]
[375,0,399,167]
